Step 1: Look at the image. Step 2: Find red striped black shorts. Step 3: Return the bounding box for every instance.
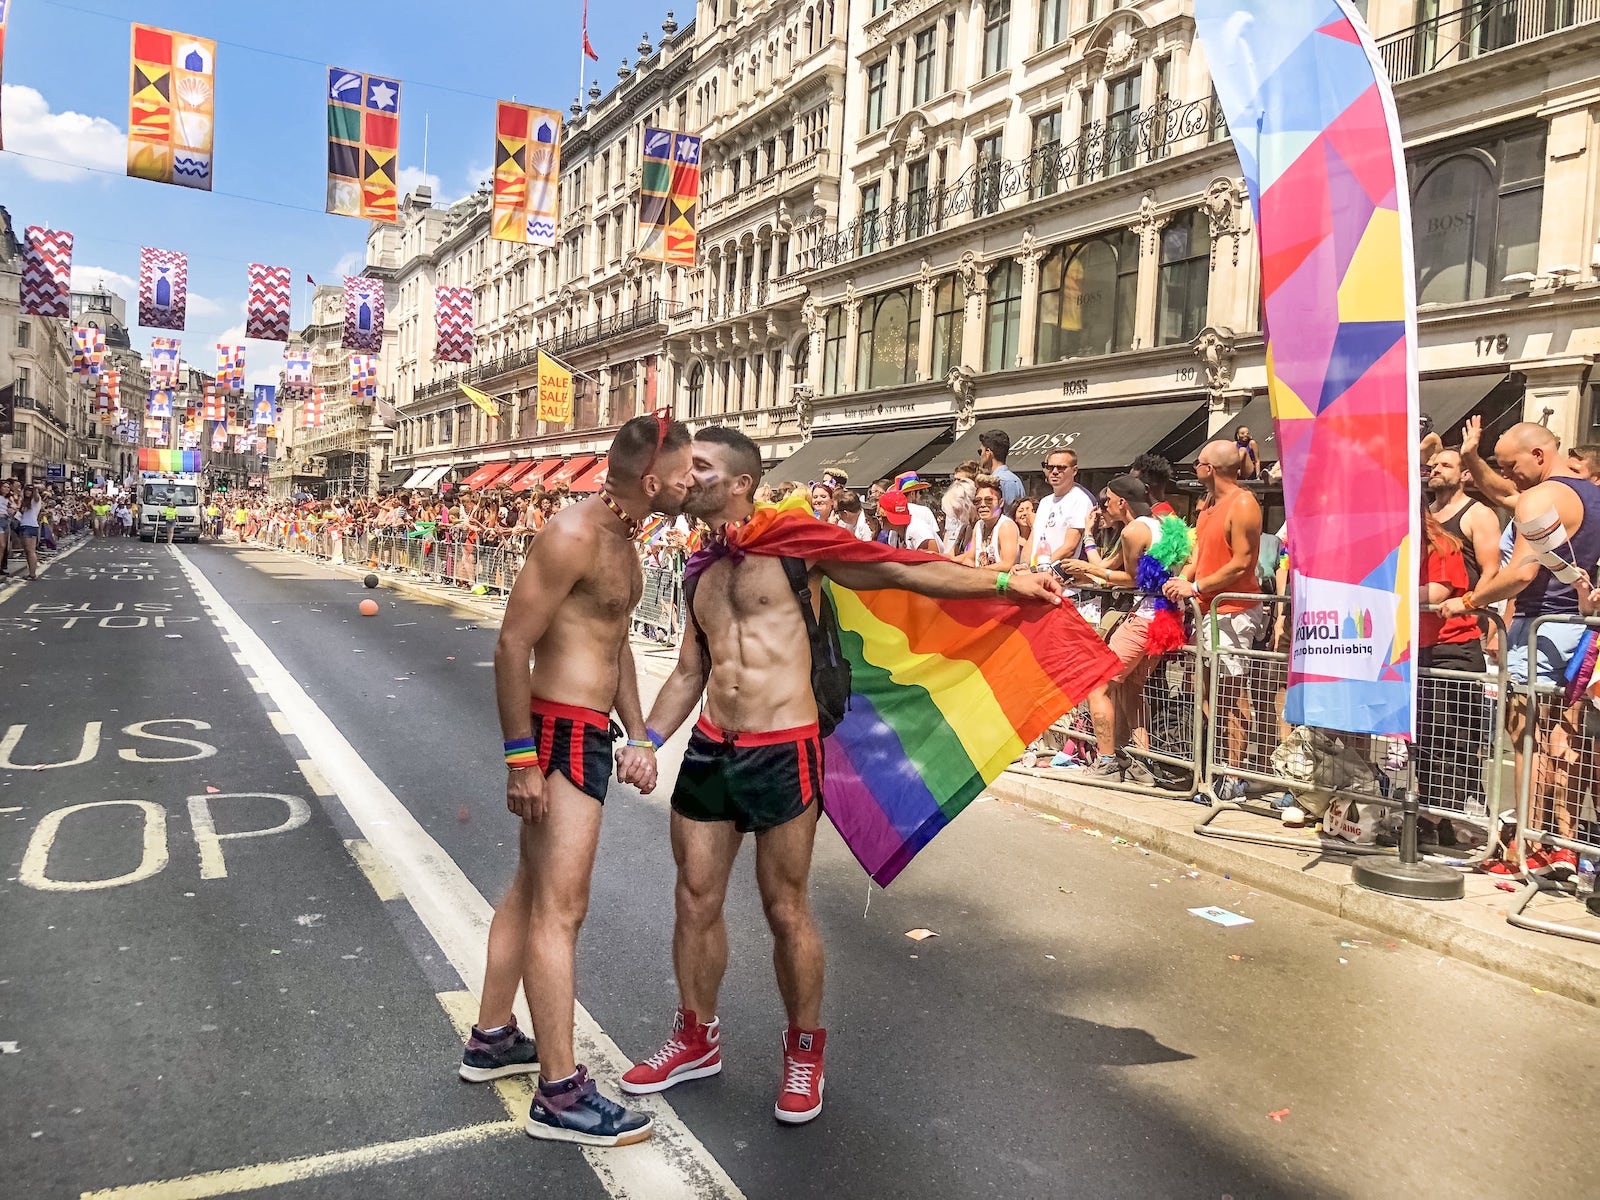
[670,714,823,834]
[529,699,618,804]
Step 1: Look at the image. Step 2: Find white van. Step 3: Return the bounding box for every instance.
[138,471,204,542]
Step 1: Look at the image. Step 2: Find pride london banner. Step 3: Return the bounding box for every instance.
[127,23,216,190]
[1195,0,1418,737]
[638,127,700,266]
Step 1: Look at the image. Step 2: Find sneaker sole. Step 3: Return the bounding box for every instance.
[458,1060,540,1083]
[773,1077,824,1125]
[524,1117,655,1147]
[619,1058,722,1096]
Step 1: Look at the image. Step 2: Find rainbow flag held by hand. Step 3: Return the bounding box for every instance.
[685,496,1119,885]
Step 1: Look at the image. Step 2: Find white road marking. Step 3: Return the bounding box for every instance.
[0,537,91,608]
[171,547,745,1200]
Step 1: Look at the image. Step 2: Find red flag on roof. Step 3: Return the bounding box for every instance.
[582,0,600,61]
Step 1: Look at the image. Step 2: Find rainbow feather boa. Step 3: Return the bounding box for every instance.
[1134,515,1195,656]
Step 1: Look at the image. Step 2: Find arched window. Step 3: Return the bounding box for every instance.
[856,287,921,390]
[791,335,810,387]
[821,308,846,395]
[931,275,964,377]
[1156,211,1211,346]
[984,259,1023,373]
[1411,128,1544,305]
[686,363,705,418]
[1037,230,1139,362]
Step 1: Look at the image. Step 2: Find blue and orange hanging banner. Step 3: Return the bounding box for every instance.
[1195,0,1418,737]
[326,66,400,222]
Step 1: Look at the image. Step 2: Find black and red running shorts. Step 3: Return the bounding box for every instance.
[529,699,618,803]
[671,714,823,834]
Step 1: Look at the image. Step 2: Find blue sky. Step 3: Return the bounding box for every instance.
[1,0,673,383]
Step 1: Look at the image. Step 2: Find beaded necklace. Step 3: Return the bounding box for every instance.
[598,490,638,538]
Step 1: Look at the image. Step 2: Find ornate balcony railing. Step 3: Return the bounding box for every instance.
[549,299,690,357]
[1376,0,1600,84]
[814,94,1227,269]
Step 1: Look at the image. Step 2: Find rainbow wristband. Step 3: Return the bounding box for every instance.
[503,737,540,771]
[646,727,665,749]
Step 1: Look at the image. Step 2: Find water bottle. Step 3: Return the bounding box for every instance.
[1576,855,1597,898]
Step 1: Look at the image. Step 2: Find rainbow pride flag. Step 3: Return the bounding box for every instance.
[685,498,1119,885]
[138,447,201,472]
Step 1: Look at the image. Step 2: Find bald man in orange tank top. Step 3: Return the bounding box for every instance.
[1165,440,1264,793]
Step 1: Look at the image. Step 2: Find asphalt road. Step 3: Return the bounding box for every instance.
[2,538,1595,1200]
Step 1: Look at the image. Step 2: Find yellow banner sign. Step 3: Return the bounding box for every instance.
[537,351,572,424]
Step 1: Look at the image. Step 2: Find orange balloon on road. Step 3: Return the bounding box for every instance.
[359,599,379,617]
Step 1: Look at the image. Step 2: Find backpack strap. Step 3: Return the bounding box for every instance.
[681,571,711,681]
[780,556,824,642]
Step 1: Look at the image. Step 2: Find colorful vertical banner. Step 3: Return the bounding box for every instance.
[435,285,474,362]
[326,67,400,222]
[283,346,313,394]
[148,388,173,418]
[302,388,326,428]
[148,336,181,382]
[216,344,245,393]
[201,383,225,421]
[127,24,216,189]
[138,247,188,329]
[72,327,106,376]
[210,423,226,451]
[491,102,561,246]
[96,373,115,422]
[0,0,10,152]
[246,264,291,340]
[1195,0,1418,737]
[20,226,72,317]
[638,127,701,266]
[537,351,573,423]
[251,384,275,426]
[342,276,384,351]
[349,354,376,398]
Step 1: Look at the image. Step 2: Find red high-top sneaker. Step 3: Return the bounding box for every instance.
[620,1007,721,1095]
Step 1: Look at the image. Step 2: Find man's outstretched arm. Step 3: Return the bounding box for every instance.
[821,555,1062,605]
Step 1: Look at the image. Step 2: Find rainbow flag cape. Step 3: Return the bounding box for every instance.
[685,497,1120,885]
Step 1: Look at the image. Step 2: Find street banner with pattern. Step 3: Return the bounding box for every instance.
[139,246,188,329]
[72,326,105,375]
[435,285,474,362]
[246,264,291,340]
[491,101,561,247]
[201,383,225,421]
[342,275,384,352]
[127,23,216,190]
[326,66,400,222]
[349,354,376,397]
[252,384,275,426]
[148,388,172,418]
[148,337,181,381]
[21,226,72,317]
[216,343,245,393]
[1195,0,1418,737]
[638,127,701,266]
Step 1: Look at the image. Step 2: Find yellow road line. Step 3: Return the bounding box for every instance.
[435,989,536,1122]
[298,758,336,798]
[79,1119,518,1200]
[266,711,292,735]
[342,836,401,900]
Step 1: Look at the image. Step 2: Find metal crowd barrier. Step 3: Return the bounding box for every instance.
[1014,587,1206,798]
[246,522,529,599]
[633,561,686,644]
[1507,613,1600,943]
[1193,594,1506,864]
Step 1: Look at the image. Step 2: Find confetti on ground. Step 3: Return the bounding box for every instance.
[457,806,470,823]
[905,928,939,942]
[1228,954,1244,962]
[1189,906,1254,927]
[1268,1109,1290,1123]
[0,1041,19,1054]
[204,786,219,794]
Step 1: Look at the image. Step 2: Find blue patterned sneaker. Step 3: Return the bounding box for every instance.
[458,1016,539,1082]
[526,1066,655,1147]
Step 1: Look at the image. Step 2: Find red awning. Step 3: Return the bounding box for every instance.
[569,456,609,493]
[510,458,563,491]
[498,461,539,489]
[546,455,599,488]
[460,462,512,491]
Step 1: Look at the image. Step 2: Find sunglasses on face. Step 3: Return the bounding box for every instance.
[1043,463,1073,473]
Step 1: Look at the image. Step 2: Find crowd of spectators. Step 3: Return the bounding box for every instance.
[0,480,112,581]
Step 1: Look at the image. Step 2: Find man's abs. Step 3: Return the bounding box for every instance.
[695,556,820,733]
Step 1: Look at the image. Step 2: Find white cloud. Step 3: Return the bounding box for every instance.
[398,164,442,201]
[71,264,139,299]
[1,84,125,181]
